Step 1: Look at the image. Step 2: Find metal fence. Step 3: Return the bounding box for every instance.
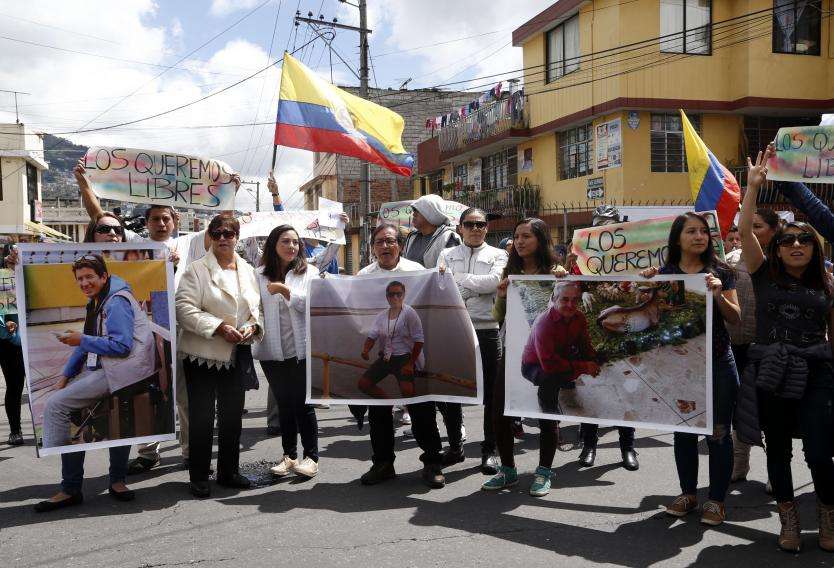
[437,91,527,154]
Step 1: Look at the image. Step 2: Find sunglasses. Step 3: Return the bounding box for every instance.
[386,291,404,298]
[72,254,104,269]
[210,229,238,240]
[776,233,815,247]
[94,224,124,235]
[461,220,487,230]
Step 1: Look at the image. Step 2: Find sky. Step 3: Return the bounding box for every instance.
[0,0,545,210]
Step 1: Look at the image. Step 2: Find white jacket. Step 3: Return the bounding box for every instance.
[253,263,319,361]
[438,243,508,330]
[175,250,264,365]
[358,257,424,275]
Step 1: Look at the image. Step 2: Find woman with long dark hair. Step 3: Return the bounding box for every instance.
[253,224,320,479]
[482,217,562,497]
[643,212,741,526]
[736,147,834,553]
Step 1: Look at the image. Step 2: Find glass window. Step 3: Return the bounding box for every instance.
[481,148,518,191]
[773,0,821,55]
[546,15,580,82]
[559,123,594,180]
[453,164,468,187]
[650,113,701,173]
[429,172,444,194]
[660,0,711,54]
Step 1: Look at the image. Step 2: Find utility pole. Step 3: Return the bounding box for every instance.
[255,181,261,212]
[0,89,30,124]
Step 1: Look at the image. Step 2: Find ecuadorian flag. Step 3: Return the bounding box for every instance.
[680,110,740,238]
[275,53,414,177]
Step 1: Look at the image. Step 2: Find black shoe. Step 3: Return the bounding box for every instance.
[266,426,281,436]
[481,453,499,475]
[127,457,159,475]
[181,458,190,470]
[189,481,211,498]
[578,446,596,467]
[361,462,396,485]
[108,485,136,502]
[421,464,445,489]
[216,473,251,489]
[622,448,639,471]
[34,493,83,513]
[441,447,465,467]
[7,432,23,446]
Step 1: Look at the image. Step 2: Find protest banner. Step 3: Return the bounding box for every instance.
[377,199,469,229]
[82,147,236,210]
[570,210,724,275]
[768,125,834,183]
[0,268,16,315]
[16,243,176,456]
[318,197,346,229]
[307,270,482,405]
[237,210,346,244]
[503,275,712,435]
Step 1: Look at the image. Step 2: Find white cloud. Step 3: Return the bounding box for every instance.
[209,0,262,18]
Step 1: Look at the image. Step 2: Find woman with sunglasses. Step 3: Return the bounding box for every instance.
[438,208,507,475]
[254,225,320,479]
[176,215,263,498]
[736,147,834,553]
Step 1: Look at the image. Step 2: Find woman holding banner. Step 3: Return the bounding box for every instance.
[254,225,321,479]
[736,146,834,553]
[642,212,740,527]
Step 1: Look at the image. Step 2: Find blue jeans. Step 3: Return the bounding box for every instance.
[674,347,738,502]
[60,445,131,495]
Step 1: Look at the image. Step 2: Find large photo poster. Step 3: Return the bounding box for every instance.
[504,275,712,435]
[16,243,176,456]
[307,270,482,405]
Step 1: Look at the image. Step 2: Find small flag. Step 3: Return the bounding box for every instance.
[680,110,741,238]
[275,53,414,176]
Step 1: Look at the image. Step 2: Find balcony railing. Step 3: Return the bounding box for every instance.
[453,184,541,219]
[437,91,527,154]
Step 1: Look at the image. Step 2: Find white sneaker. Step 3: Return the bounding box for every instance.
[461,425,467,442]
[270,455,298,477]
[401,410,411,425]
[292,457,319,478]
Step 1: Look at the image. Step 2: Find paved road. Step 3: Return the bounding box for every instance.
[0,374,830,568]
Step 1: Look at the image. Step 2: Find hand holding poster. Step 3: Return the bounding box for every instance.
[83,147,236,210]
[570,211,724,275]
[16,243,176,456]
[237,210,346,244]
[768,125,834,183]
[377,199,469,230]
[503,275,711,435]
[307,270,481,405]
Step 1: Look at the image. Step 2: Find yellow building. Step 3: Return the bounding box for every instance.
[417,0,833,242]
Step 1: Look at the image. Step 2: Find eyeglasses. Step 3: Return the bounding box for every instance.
[94,225,124,235]
[373,238,398,247]
[461,220,487,230]
[776,233,815,247]
[210,229,238,240]
[386,291,404,298]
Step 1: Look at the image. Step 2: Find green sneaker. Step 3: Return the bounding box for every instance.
[481,465,518,491]
[529,466,552,497]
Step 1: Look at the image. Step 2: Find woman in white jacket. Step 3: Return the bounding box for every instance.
[438,207,508,475]
[254,225,321,479]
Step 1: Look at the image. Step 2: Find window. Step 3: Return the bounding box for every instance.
[546,15,579,82]
[453,164,468,188]
[773,0,821,55]
[428,171,444,194]
[559,123,594,180]
[26,163,38,221]
[481,148,518,191]
[650,113,701,173]
[660,0,711,54]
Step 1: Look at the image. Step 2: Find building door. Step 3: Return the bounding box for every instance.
[26,163,38,221]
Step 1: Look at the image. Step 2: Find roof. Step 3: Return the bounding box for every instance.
[512,0,586,46]
[0,149,49,170]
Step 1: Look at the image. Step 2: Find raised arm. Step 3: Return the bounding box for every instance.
[739,147,770,274]
[268,170,284,211]
[75,159,104,220]
[777,181,834,242]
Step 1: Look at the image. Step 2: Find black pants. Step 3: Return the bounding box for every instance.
[580,424,635,450]
[0,341,25,434]
[368,401,442,466]
[260,358,318,461]
[184,358,245,483]
[761,382,834,505]
[477,328,500,455]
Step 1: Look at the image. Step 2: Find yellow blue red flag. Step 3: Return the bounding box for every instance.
[680,110,740,238]
[275,53,414,176]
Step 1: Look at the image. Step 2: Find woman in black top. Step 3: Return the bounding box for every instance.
[738,146,834,553]
[643,212,741,526]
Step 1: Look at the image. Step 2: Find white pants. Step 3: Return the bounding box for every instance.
[42,368,110,449]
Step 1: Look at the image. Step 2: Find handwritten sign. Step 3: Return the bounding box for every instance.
[83,147,236,210]
[768,126,834,183]
[318,197,346,229]
[377,199,469,230]
[571,211,724,275]
[0,269,16,315]
[238,211,346,244]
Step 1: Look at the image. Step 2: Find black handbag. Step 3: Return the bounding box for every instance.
[235,344,259,390]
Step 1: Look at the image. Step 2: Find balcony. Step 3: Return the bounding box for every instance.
[453,184,541,220]
[436,91,529,159]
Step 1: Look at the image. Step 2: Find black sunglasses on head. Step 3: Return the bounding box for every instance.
[210,229,238,240]
[94,224,124,235]
[776,232,815,247]
[461,220,487,230]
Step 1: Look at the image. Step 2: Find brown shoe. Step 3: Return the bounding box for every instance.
[777,501,801,552]
[700,500,726,526]
[665,494,698,517]
[819,499,834,552]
